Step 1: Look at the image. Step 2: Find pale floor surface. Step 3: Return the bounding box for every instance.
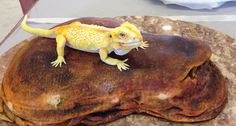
[0,0,23,43]
[0,1,23,125]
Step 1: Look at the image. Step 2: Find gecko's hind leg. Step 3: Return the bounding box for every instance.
[51,35,66,67]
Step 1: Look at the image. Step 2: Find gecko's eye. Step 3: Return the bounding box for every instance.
[109,34,112,38]
[119,33,126,38]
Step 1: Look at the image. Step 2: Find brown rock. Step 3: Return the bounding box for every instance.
[0,17,227,125]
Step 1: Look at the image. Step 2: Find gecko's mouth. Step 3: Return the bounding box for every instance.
[119,40,142,48]
[121,42,141,46]
[120,42,141,49]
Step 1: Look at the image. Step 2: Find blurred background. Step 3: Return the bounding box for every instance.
[0,0,236,42]
[0,0,23,42]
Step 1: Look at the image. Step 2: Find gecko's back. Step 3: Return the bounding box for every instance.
[54,22,112,51]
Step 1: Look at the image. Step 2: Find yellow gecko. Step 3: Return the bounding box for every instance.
[21,15,148,71]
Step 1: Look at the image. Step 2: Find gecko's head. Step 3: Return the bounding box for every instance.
[111,22,143,49]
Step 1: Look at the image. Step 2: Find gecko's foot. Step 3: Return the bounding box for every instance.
[51,56,66,67]
[139,41,149,49]
[117,59,130,71]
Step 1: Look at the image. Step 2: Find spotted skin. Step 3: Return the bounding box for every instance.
[21,15,149,71]
[58,26,110,50]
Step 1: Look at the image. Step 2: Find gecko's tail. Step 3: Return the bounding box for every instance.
[21,15,54,37]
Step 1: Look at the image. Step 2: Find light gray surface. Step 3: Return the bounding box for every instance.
[160,0,236,9]
[1,0,236,54]
[30,0,236,17]
[0,0,23,42]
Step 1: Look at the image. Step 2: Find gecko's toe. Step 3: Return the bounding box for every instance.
[140,41,149,49]
[117,65,122,71]
[55,62,59,67]
[124,63,130,67]
[51,62,56,67]
[63,60,66,64]
[117,60,130,71]
[123,59,128,62]
[51,57,66,68]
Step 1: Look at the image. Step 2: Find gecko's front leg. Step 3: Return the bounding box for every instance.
[51,35,66,67]
[99,48,129,71]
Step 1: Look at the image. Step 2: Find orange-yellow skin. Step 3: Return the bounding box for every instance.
[21,15,148,71]
[54,22,112,51]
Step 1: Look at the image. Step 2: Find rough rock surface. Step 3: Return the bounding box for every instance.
[0,16,235,126]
